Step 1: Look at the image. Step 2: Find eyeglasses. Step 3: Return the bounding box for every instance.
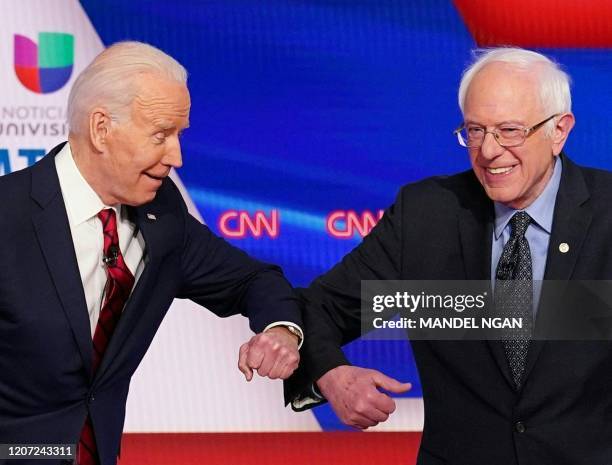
[453,114,559,148]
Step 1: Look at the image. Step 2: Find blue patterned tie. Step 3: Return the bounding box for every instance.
[495,211,533,389]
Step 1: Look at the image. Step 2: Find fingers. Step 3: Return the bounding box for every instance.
[266,347,295,380]
[347,413,380,430]
[347,397,392,429]
[238,331,300,381]
[369,389,396,415]
[254,346,275,377]
[316,365,409,430]
[371,371,412,394]
[247,345,266,374]
[269,353,300,380]
[237,342,253,381]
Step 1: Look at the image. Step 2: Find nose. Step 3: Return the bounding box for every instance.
[479,131,505,160]
[164,137,183,169]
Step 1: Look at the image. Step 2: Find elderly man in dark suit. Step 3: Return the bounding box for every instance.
[288,48,612,465]
[0,41,303,465]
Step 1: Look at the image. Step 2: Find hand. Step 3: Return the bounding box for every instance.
[238,327,300,381]
[316,365,411,429]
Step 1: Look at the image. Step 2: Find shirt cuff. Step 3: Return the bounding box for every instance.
[291,383,325,411]
[264,321,304,349]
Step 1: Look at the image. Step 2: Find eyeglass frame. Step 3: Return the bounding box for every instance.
[453,114,560,148]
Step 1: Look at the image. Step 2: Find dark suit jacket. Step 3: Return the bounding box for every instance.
[0,143,302,465]
[290,155,612,465]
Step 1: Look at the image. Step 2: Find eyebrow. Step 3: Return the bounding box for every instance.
[154,120,190,131]
[465,119,526,126]
[155,121,175,130]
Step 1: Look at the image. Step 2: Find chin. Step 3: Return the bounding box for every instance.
[139,191,158,205]
[483,187,519,206]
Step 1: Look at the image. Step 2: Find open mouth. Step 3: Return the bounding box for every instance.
[486,165,516,175]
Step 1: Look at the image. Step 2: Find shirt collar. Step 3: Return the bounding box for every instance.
[494,156,562,240]
[55,142,119,227]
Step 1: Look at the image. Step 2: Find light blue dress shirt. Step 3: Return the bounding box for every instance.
[491,157,562,312]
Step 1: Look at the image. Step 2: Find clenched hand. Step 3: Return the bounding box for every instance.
[317,365,411,429]
[238,327,300,381]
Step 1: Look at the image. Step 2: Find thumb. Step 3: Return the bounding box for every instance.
[371,371,412,394]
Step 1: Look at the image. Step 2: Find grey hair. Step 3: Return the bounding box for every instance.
[67,41,187,135]
[458,47,571,136]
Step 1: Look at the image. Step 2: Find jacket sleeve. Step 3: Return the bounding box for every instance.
[285,187,404,407]
[172,183,302,334]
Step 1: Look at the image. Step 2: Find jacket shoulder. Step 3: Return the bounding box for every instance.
[580,165,612,190]
[0,164,32,191]
[566,161,612,210]
[396,169,485,212]
[0,166,33,211]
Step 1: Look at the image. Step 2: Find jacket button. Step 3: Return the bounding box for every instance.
[88,394,95,403]
[515,421,526,433]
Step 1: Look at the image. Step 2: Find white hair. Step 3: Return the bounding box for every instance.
[458,47,571,136]
[67,41,187,135]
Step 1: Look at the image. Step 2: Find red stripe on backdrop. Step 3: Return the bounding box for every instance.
[454,0,612,48]
[118,432,421,465]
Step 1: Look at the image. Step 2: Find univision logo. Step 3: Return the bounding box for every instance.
[14,32,74,94]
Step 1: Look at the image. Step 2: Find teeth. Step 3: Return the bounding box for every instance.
[488,166,514,174]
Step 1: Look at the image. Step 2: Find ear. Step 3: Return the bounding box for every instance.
[552,112,575,156]
[89,107,112,152]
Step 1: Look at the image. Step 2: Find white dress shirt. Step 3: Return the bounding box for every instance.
[54,143,303,345]
[55,143,146,337]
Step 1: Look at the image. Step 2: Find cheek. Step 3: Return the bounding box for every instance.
[520,157,544,186]
[469,151,481,171]
[141,144,166,165]
[109,140,140,169]
[127,144,160,171]
[472,161,488,185]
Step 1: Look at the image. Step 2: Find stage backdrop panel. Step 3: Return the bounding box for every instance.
[2,1,612,463]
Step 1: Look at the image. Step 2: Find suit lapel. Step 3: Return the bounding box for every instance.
[30,144,93,378]
[520,155,592,386]
[458,178,493,281]
[29,145,180,384]
[456,176,517,388]
[93,204,165,382]
[541,156,592,282]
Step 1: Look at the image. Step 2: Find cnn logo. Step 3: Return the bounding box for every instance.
[326,210,384,238]
[219,210,279,238]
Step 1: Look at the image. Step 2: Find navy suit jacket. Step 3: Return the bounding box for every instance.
[289,155,612,465]
[0,143,302,465]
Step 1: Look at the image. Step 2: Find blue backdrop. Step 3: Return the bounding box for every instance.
[79,0,612,430]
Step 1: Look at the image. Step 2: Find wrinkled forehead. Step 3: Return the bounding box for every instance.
[130,73,191,124]
[470,62,541,95]
[464,62,543,121]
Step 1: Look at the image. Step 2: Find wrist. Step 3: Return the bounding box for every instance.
[265,325,302,347]
[317,364,350,392]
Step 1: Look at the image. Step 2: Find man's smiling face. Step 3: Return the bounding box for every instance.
[464,62,559,210]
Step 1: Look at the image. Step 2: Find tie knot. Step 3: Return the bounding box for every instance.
[98,208,117,233]
[510,211,531,239]
[97,208,119,253]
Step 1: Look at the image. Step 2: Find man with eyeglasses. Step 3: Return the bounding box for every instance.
[287,47,612,464]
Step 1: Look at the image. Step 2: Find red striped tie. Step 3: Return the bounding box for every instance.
[78,208,135,465]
